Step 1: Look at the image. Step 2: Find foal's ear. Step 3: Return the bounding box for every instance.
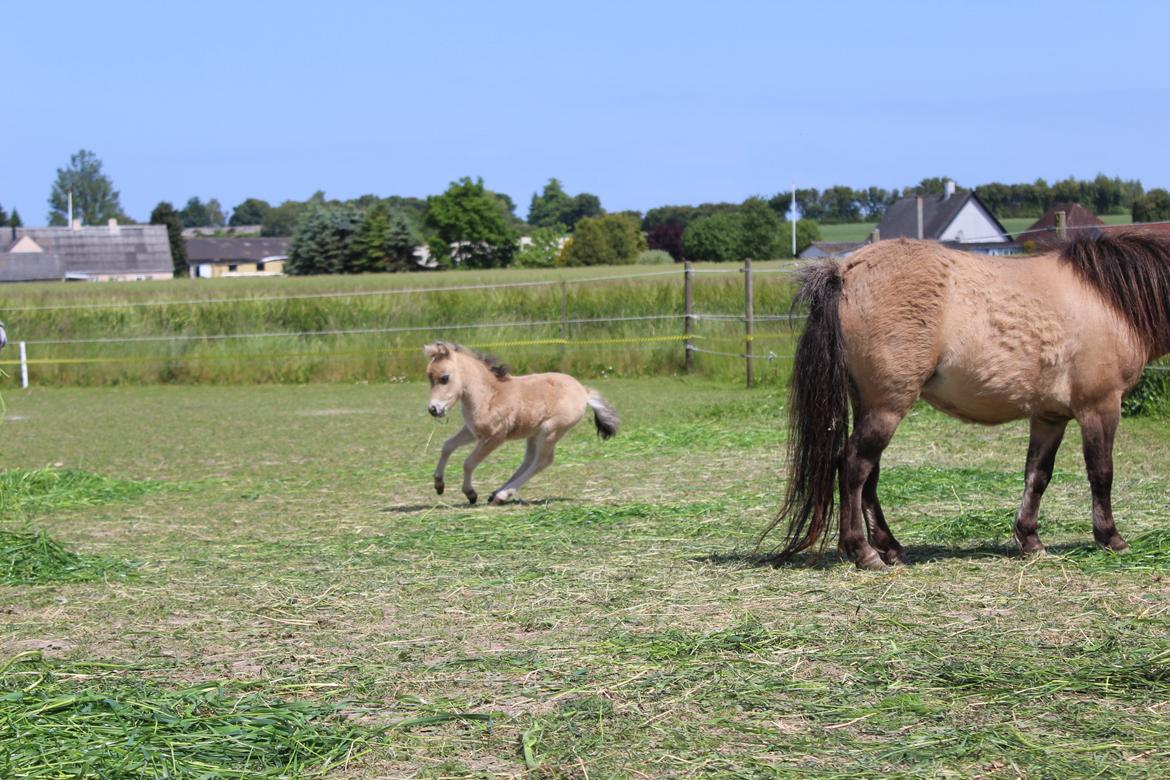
[423,342,450,359]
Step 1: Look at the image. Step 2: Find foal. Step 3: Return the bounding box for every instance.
[424,342,619,505]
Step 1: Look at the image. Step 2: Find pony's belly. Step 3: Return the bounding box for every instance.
[920,367,1068,425]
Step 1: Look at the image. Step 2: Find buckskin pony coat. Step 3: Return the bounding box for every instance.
[762,233,1170,570]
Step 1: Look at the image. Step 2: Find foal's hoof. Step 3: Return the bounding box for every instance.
[1020,543,1047,557]
[465,490,477,505]
[855,551,888,571]
[434,478,445,495]
[489,489,515,505]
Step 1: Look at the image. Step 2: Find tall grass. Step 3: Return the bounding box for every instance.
[0,264,800,386]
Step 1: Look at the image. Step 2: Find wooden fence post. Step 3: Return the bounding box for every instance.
[744,258,754,388]
[1055,210,1067,241]
[559,279,568,369]
[683,261,694,373]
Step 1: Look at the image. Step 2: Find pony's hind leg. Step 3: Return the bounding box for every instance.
[1014,416,1068,555]
[1078,402,1129,552]
[840,409,903,570]
[490,431,560,505]
[434,425,476,495]
[489,437,538,505]
[863,462,907,565]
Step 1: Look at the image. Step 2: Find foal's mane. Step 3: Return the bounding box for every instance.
[1060,231,1170,352]
[447,343,511,380]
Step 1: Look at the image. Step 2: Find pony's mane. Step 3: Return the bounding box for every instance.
[1060,231,1170,353]
[449,343,511,380]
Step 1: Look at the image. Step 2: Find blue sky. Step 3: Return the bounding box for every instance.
[5,1,1170,223]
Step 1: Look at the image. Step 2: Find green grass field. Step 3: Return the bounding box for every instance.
[2,381,1169,777]
[0,262,800,387]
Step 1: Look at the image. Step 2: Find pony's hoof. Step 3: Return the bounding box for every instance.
[855,551,887,571]
[881,548,909,566]
[489,489,514,505]
[1020,543,1047,557]
[434,478,445,495]
[1097,535,1129,553]
[465,490,477,505]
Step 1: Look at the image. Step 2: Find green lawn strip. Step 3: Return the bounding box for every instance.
[0,652,502,779]
[0,528,135,585]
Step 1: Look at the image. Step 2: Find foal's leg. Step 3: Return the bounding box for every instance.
[488,436,538,504]
[1013,416,1068,555]
[434,425,476,495]
[461,435,503,505]
[839,409,902,570]
[863,461,907,565]
[1077,403,1128,552]
[490,431,560,505]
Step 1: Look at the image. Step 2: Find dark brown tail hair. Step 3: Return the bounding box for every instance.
[1060,231,1170,355]
[587,392,620,440]
[757,261,851,563]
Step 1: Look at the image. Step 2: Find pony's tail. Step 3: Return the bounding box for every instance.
[758,261,851,563]
[586,391,620,440]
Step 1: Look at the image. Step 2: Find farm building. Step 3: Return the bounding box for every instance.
[875,182,1014,247]
[186,237,289,278]
[0,221,173,282]
[1018,203,1104,248]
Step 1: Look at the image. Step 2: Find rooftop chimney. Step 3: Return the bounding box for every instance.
[107,218,120,234]
[71,218,82,231]
[943,179,956,200]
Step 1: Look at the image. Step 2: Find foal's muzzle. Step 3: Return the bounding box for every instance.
[428,402,447,418]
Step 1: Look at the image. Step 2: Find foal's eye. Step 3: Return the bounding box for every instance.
[439,375,449,385]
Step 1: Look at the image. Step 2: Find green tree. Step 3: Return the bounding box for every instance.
[559,213,645,266]
[262,200,309,236]
[528,179,571,228]
[229,198,271,226]
[682,212,744,262]
[0,203,6,224]
[353,202,420,272]
[150,201,188,278]
[515,226,566,268]
[7,209,22,227]
[424,177,517,268]
[206,198,226,228]
[528,179,604,231]
[285,204,361,275]
[1132,189,1170,223]
[180,197,211,228]
[739,197,782,259]
[48,149,125,226]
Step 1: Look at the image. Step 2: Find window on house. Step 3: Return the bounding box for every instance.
[228,264,238,272]
[256,261,266,271]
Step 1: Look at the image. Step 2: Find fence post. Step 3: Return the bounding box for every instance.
[19,341,28,389]
[744,258,754,388]
[559,279,568,369]
[683,261,694,372]
[1055,210,1067,241]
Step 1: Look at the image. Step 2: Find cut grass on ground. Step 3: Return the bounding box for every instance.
[0,381,1167,777]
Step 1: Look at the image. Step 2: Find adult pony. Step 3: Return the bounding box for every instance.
[424,341,619,505]
[763,232,1170,570]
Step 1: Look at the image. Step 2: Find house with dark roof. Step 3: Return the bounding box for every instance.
[1017,203,1103,249]
[0,221,173,282]
[186,237,289,278]
[874,181,1016,252]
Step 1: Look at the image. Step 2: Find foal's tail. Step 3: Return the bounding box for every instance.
[586,391,620,440]
[758,261,851,563]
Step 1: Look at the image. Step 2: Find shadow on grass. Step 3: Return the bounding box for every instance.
[697,541,1105,570]
[378,497,574,514]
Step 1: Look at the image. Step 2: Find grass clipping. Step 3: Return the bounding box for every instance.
[0,652,370,778]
